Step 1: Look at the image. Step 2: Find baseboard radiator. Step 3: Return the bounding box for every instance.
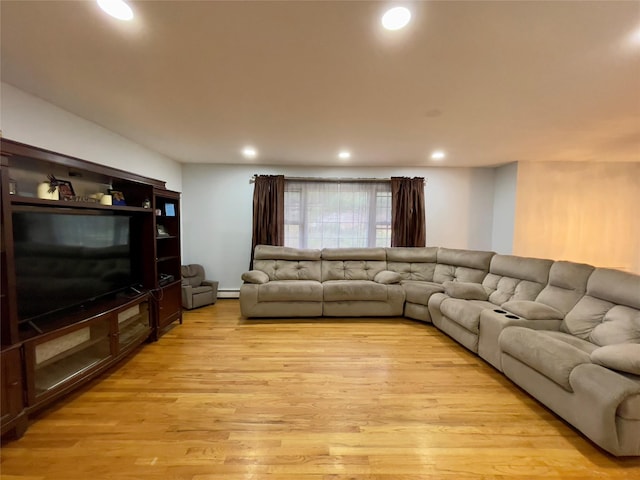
[217,289,240,299]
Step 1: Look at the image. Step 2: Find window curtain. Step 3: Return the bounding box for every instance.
[250,175,285,268]
[391,177,426,247]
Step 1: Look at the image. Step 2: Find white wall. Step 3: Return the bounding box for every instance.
[514,161,640,273]
[491,162,518,254]
[181,164,497,293]
[0,83,182,191]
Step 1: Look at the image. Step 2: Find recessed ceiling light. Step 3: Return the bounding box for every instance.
[381,7,412,31]
[431,150,446,160]
[97,0,133,21]
[338,151,351,160]
[242,146,257,159]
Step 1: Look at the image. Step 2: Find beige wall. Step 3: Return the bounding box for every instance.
[513,162,640,273]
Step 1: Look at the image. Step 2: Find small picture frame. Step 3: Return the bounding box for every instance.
[156,224,169,237]
[164,203,176,217]
[57,180,75,200]
[109,190,126,206]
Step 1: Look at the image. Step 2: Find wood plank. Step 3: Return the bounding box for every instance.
[1,299,639,479]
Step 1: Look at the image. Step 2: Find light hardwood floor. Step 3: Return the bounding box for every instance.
[2,299,639,479]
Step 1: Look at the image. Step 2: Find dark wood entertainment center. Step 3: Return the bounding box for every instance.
[0,139,182,439]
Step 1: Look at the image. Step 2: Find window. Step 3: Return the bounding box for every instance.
[284,180,391,249]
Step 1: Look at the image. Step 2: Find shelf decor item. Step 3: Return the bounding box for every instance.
[36,175,61,200]
[56,180,75,200]
[109,190,126,206]
[156,224,169,237]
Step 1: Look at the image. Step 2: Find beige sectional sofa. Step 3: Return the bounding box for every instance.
[240,245,640,457]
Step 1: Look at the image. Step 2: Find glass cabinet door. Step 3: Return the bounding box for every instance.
[27,317,112,402]
[117,301,150,352]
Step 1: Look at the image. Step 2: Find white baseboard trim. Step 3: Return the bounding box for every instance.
[217,290,240,299]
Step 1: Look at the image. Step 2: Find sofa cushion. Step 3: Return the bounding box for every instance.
[482,255,552,305]
[374,270,402,284]
[386,247,438,263]
[254,245,321,261]
[586,268,640,310]
[257,280,323,302]
[254,259,322,282]
[534,261,594,315]
[440,298,496,333]
[321,248,386,261]
[323,280,390,302]
[191,286,215,295]
[500,327,592,391]
[502,300,564,320]
[322,280,389,302]
[401,281,445,304]
[489,255,553,284]
[322,260,387,282]
[560,268,640,346]
[242,270,270,284]
[386,247,438,282]
[433,248,494,284]
[591,344,640,375]
[563,299,640,346]
[443,281,489,300]
[542,331,599,354]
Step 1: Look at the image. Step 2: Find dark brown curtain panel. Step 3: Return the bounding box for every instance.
[250,175,285,268]
[391,176,426,247]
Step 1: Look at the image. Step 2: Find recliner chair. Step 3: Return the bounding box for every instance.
[181,264,218,309]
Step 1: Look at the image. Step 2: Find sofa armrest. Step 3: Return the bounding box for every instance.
[374,270,402,284]
[202,280,218,287]
[181,284,193,309]
[501,300,564,320]
[241,270,270,284]
[478,309,562,371]
[569,363,640,451]
[443,281,490,300]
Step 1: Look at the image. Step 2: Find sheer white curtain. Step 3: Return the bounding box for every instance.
[284,180,391,249]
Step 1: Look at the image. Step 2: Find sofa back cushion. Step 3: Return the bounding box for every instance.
[386,247,438,281]
[534,261,594,315]
[433,248,494,284]
[482,255,553,305]
[321,248,387,281]
[561,268,640,346]
[253,245,322,281]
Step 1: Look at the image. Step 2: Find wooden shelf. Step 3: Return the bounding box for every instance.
[157,255,180,263]
[10,195,153,213]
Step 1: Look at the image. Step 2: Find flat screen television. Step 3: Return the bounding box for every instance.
[12,209,139,324]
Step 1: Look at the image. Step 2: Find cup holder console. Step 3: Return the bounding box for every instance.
[494,309,506,314]
[493,309,519,319]
[505,314,519,319]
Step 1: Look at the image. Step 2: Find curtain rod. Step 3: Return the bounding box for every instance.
[249,175,425,184]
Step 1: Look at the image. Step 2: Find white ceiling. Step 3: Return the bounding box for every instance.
[1,0,639,167]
